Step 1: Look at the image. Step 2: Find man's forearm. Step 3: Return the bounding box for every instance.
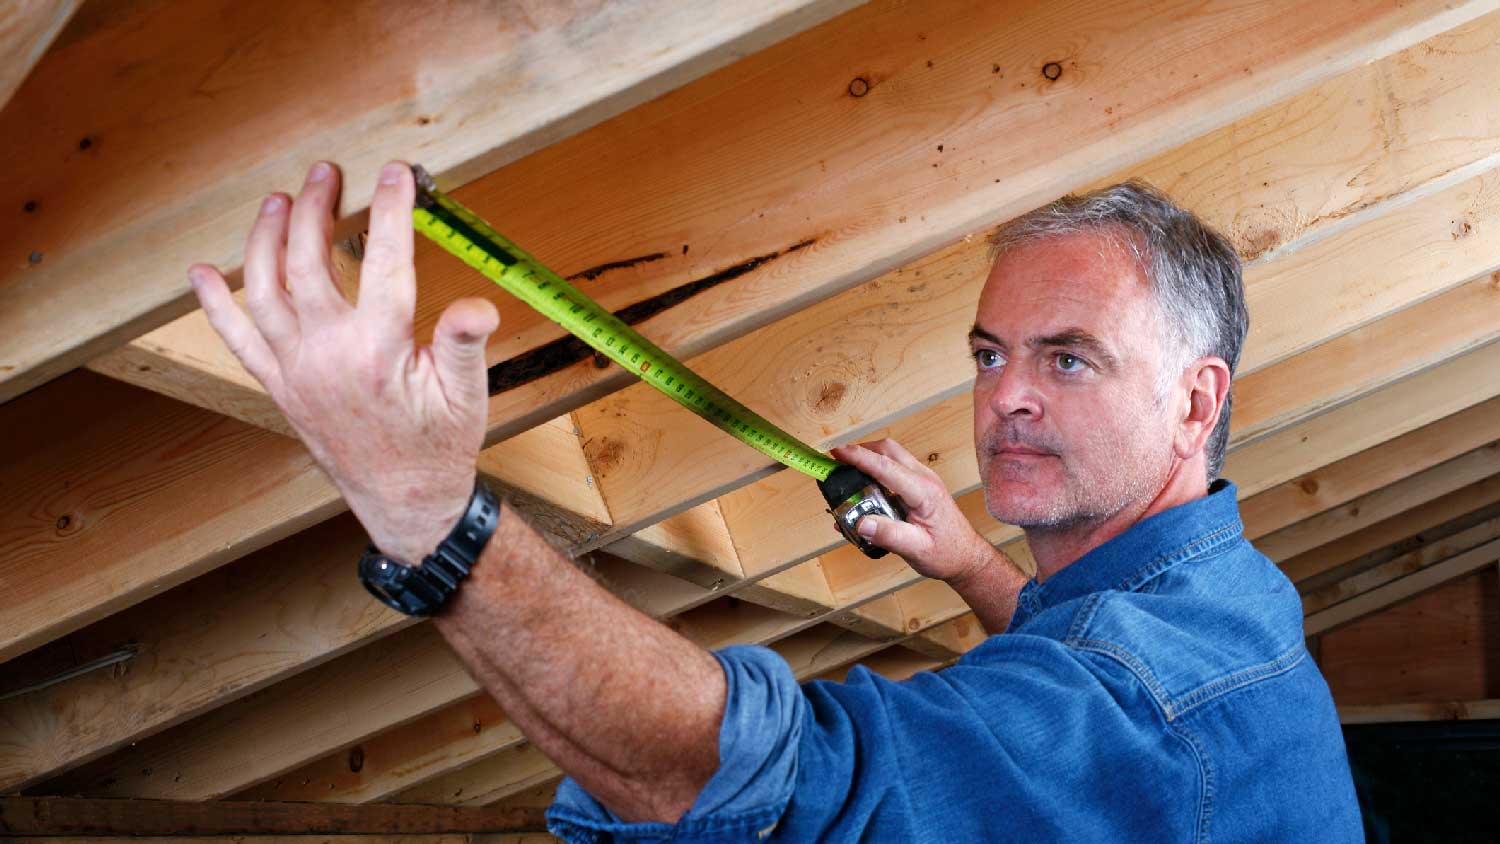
[433,503,725,823]
[944,548,1028,634]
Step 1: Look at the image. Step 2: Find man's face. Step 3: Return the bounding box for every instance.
[971,231,1181,531]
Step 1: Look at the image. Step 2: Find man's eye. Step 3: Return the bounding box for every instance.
[974,349,1003,370]
[1056,353,1087,372]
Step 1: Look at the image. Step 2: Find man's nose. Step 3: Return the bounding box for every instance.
[988,364,1042,418]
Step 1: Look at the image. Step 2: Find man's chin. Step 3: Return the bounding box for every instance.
[984,488,1063,528]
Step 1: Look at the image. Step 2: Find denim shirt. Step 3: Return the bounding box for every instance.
[547,480,1363,843]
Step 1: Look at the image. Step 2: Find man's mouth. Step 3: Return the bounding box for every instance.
[994,445,1052,457]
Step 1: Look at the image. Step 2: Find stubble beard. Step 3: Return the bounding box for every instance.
[979,404,1173,536]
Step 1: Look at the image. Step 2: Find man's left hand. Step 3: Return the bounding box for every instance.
[830,439,998,585]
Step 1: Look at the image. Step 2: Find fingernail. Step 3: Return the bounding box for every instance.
[380,162,405,185]
[187,266,203,289]
[261,194,284,215]
[857,518,877,538]
[308,161,331,183]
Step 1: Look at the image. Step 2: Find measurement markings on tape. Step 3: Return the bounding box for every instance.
[409,164,904,558]
[410,166,835,481]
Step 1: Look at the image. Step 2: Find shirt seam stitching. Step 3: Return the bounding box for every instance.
[1168,718,1215,844]
[1117,521,1242,594]
[1170,644,1307,718]
[1067,636,1175,716]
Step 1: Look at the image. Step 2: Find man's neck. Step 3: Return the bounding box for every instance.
[1028,460,1209,583]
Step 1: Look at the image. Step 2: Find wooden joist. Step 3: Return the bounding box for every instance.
[0,1,1482,773]
[1282,472,1500,583]
[0,0,857,403]
[0,796,543,836]
[0,0,78,111]
[1339,699,1500,724]
[1304,538,1500,635]
[0,373,336,665]
[242,614,953,807]
[91,0,1491,443]
[1259,440,1500,565]
[1302,515,1500,615]
[1241,398,1500,544]
[34,554,946,800]
[0,372,614,664]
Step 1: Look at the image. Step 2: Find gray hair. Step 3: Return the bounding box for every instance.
[987,180,1249,482]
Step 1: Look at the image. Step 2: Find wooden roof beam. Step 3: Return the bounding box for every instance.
[1302,513,1500,616]
[1282,471,1500,585]
[1304,538,1500,634]
[0,0,79,111]
[0,0,1480,688]
[11,130,1500,797]
[0,795,543,837]
[1260,439,1500,565]
[86,0,1491,444]
[0,0,858,403]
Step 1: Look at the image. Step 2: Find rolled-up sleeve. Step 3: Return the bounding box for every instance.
[546,644,803,843]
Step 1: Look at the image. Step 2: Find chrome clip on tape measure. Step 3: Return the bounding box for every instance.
[409,164,906,558]
[818,465,908,559]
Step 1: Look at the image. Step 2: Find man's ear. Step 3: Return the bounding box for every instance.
[1174,356,1231,461]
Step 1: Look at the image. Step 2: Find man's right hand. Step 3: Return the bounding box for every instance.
[831,439,1026,632]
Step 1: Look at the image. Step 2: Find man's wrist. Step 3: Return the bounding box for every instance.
[358,479,502,618]
[364,482,476,566]
[942,538,1002,591]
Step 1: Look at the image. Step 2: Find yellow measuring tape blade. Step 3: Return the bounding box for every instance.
[409,166,838,482]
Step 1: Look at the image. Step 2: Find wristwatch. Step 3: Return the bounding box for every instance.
[358,479,501,616]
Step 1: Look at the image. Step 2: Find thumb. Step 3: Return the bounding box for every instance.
[432,297,500,406]
[854,514,930,562]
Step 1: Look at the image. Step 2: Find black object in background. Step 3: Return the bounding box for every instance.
[1344,718,1500,843]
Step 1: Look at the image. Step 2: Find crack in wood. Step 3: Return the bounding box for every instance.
[486,238,816,395]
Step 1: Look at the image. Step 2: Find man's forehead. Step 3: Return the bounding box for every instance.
[972,234,1162,363]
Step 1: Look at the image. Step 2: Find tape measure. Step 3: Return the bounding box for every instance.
[409,165,905,558]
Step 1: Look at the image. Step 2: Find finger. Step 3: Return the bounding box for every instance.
[357,161,418,330]
[189,264,282,392]
[830,442,933,506]
[285,161,350,318]
[242,193,299,351]
[431,297,500,410]
[853,514,930,560]
[862,437,926,473]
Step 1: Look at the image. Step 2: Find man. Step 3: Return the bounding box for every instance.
[189,162,1363,841]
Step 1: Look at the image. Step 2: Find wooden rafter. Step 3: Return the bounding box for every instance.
[9,6,1500,802]
[5,0,1500,821]
[0,0,858,403]
[1302,515,1500,616]
[0,796,543,836]
[91,0,1491,443]
[0,0,79,112]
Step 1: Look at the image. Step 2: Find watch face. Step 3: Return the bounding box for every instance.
[360,553,417,614]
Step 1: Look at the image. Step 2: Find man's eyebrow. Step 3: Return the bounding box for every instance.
[967,325,1005,348]
[1028,328,1119,369]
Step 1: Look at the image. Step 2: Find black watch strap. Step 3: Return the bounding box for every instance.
[358,479,501,616]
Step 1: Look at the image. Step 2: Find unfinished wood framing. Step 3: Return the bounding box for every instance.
[0,796,543,836]
[0,0,858,402]
[6,0,1500,833]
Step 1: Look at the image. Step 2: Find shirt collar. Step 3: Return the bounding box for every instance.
[1021,479,1244,611]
